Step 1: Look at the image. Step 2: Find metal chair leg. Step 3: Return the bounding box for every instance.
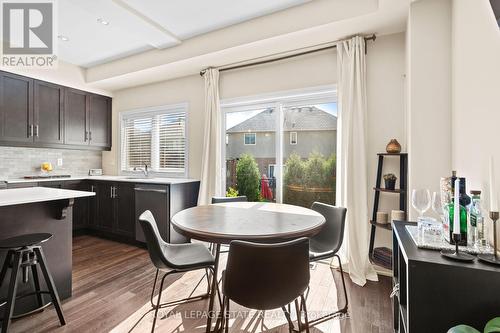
[33,247,65,326]
[151,272,168,333]
[282,306,295,333]
[31,265,44,309]
[0,251,13,288]
[1,251,21,333]
[300,294,310,333]
[224,296,230,333]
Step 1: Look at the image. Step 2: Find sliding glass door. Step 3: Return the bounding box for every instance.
[222,87,337,208]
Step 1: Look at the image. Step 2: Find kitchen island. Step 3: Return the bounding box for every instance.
[0,187,94,316]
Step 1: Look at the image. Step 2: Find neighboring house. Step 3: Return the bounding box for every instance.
[226,106,337,182]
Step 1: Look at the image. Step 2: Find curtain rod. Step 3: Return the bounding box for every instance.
[200,34,376,76]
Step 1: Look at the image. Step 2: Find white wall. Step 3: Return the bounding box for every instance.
[451,0,500,250]
[104,32,406,250]
[0,61,111,96]
[406,0,452,219]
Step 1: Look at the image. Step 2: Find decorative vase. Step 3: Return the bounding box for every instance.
[386,139,401,154]
[385,179,396,190]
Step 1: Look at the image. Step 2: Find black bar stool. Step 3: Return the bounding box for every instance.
[0,233,65,333]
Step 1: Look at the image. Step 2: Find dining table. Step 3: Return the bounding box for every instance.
[171,201,326,333]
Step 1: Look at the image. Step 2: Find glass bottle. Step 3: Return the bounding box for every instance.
[470,190,486,249]
[447,177,470,246]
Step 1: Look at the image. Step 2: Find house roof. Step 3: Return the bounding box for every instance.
[227,106,337,133]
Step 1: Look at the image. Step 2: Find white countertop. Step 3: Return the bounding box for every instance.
[0,187,95,207]
[5,175,199,185]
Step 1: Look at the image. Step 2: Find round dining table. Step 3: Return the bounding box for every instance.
[171,201,326,333]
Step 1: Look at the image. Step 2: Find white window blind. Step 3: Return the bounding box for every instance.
[121,106,187,175]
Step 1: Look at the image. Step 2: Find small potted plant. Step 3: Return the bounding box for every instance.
[383,173,397,190]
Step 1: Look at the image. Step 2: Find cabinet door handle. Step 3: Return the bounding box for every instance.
[34,125,39,137]
[89,131,92,142]
[28,124,33,137]
[90,185,95,192]
[114,186,118,199]
[85,131,88,142]
[110,186,114,198]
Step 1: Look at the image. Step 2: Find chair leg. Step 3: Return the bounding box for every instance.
[1,251,22,333]
[0,250,13,288]
[300,294,310,333]
[151,272,169,333]
[150,269,159,308]
[31,265,44,309]
[294,298,302,332]
[33,247,65,326]
[282,306,295,333]
[336,255,349,313]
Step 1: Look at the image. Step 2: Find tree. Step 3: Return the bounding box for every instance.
[284,153,305,186]
[236,154,260,201]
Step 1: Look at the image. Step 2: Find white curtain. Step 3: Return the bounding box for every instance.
[336,36,378,286]
[198,68,222,205]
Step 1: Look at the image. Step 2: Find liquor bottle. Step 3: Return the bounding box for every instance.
[470,190,486,248]
[447,177,469,245]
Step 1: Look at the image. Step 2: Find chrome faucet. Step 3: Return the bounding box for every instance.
[133,164,149,177]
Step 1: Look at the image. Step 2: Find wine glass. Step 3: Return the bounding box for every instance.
[432,192,444,220]
[412,189,431,221]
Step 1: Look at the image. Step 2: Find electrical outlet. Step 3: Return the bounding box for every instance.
[57,158,63,167]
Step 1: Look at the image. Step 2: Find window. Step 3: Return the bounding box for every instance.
[120,104,187,176]
[244,133,256,145]
[222,86,337,207]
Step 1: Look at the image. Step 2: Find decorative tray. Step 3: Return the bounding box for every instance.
[405,225,494,255]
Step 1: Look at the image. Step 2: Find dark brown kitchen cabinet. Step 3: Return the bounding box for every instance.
[34,80,64,144]
[88,94,111,148]
[64,88,88,146]
[62,180,89,231]
[0,71,33,143]
[88,182,99,228]
[0,70,111,151]
[113,183,135,238]
[96,182,114,232]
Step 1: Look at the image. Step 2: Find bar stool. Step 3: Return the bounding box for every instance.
[0,233,65,333]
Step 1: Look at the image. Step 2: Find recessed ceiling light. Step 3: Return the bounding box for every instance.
[58,35,69,42]
[97,18,109,26]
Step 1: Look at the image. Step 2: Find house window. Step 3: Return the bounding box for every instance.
[120,104,188,176]
[244,133,256,145]
[222,86,337,206]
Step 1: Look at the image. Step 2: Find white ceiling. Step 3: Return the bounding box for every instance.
[57,0,310,67]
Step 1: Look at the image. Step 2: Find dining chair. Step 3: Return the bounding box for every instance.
[134,210,218,333]
[211,196,248,204]
[220,237,311,332]
[306,202,348,326]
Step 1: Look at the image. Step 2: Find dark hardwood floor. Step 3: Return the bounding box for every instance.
[9,236,393,333]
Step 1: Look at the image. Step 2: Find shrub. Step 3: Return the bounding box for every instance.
[236,154,260,201]
[304,152,328,188]
[226,187,239,197]
[284,153,305,186]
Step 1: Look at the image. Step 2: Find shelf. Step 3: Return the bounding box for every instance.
[377,152,408,156]
[373,187,405,193]
[370,248,392,271]
[370,220,392,230]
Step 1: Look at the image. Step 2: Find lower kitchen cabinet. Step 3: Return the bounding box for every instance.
[62,180,90,231]
[113,182,135,238]
[96,182,114,232]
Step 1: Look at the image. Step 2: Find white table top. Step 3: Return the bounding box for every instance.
[0,187,95,207]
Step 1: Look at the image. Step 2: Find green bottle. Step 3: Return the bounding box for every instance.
[448,200,468,245]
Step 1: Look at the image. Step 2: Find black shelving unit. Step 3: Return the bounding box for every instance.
[369,152,408,270]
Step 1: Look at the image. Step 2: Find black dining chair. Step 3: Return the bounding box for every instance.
[134,210,218,333]
[306,202,348,326]
[211,196,248,204]
[221,238,311,332]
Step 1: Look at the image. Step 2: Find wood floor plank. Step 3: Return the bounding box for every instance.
[8,235,393,333]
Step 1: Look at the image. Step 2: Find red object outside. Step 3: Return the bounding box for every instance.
[261,175,273,200]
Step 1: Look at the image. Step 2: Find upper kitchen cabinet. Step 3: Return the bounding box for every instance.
[0,71,33,143]
[34,80,64,145]
[0,70,111,151]
[64,89,111,150]
[88,94,111,149]
[64,88,88,146]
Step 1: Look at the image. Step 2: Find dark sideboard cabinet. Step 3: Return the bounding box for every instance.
[0,70,111,151]
[392,221,500,333]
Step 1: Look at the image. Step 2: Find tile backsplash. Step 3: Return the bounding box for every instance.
[0,147,101,180]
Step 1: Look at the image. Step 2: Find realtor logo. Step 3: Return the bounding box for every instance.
[1,0,57,67]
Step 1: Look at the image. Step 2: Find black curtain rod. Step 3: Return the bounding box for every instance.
[200,34,376,76]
